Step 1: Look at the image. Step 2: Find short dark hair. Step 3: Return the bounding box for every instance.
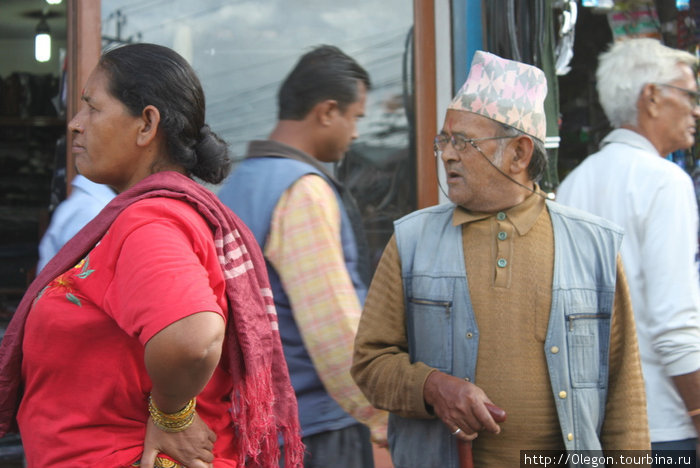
[498,123,548,182]
[98,43,232,184]
[278,45,371,120]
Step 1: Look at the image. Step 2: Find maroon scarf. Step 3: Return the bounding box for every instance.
[0,171,304,467]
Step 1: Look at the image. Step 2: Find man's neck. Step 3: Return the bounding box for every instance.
[268,121,318,159]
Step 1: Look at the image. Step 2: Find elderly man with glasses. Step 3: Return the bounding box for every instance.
[351,50,650,468]
[557,38,700,463]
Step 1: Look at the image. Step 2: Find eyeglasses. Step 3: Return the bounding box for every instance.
[654,83,700,108]
[433,133,513,157]
[433,132,548,201]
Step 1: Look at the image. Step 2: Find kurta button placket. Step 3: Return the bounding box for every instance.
[493,213,512,287]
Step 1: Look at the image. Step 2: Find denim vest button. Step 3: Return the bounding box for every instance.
[559,391,567,399]
[550,346,559,354]
[496,212,506,221]
[567,433,574,441]
[497,231,507,241]
[497,258,507,268]
[466,332,473,339]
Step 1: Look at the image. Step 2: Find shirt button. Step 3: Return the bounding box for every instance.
[497,258,508,268]
[466,332,474,339]
[497,231,507,241]
[567,433,574,441]
[559,391,567,399]
[464,377,471,382]
[550,346,559,354]
[496,212,506,221]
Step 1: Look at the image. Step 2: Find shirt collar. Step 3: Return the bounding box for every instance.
[600,128,660,156]
[245,139,340,185]
[452,185,547,236]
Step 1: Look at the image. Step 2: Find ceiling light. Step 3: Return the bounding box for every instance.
[35,17,51,62]
[46,0,62,4]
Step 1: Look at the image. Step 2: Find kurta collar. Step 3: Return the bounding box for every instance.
[452,185,547,236]
[600,128,660,156]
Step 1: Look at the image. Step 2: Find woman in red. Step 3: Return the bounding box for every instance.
[0,43,303,468]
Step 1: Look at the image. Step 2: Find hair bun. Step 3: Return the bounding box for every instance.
[192,124,232,184]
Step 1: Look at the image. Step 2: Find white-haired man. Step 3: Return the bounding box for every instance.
[557,38,700,459]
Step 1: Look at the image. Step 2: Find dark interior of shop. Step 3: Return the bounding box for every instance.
[558,6,615,178]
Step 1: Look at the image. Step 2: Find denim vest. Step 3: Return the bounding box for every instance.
[218,156,366,437]
[390,201,622,468]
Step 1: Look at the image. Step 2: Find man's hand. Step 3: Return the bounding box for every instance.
[140,413,217,468]
[423,371,502,441]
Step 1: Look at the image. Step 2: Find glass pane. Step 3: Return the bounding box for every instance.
[101,0,416,270]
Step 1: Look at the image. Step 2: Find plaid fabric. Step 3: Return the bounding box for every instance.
[266,175,388,441]
[0,171,304,467]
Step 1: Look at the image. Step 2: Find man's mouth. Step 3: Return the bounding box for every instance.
[445,166,463,181]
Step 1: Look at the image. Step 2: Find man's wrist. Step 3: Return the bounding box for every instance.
[423,370,442,411]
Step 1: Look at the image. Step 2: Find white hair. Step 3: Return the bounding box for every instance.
[596,38,697,128]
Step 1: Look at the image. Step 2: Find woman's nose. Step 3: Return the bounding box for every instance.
[68,112,83,133]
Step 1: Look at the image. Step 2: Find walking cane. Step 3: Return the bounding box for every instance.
[457,402,507,468]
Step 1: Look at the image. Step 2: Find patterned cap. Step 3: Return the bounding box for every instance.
[449,51,548,142]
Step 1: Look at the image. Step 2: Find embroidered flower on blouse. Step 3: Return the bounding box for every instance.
[39,255,95,307]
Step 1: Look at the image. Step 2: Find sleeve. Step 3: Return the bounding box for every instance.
[600,255,651,450]
[265,174,387,437]
[639,175,700,376]
[37,193,106,271]
[351,235,437,419]
[102,208,225,345]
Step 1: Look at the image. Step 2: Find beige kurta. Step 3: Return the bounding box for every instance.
[352,192,650,467]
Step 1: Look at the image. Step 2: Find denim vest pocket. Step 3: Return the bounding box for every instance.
[406,296,453,372]
[565,310,611,388]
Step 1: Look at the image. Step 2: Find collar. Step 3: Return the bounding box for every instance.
[245,139,340,186]
[71,174,116,200]
[452,185,547,236]
[600,128,660,156]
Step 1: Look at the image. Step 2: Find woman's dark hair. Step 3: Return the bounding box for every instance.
[98,43,232,184]
[278,45,371,120]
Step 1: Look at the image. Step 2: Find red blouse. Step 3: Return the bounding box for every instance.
[19,198,237,467]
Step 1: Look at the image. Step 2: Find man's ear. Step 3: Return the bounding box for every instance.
[136,105,161,147]
[508,135,534,175]
[639,83,660,117]
[314,99,338,127]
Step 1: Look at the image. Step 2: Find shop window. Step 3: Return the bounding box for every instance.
[102,0,416,270]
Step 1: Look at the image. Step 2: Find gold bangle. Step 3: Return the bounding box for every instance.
[148,395,197,433]
[131,455,184,467]
[688,408,700,417]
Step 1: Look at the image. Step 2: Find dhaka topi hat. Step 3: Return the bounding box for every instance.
[449,50,548,142]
